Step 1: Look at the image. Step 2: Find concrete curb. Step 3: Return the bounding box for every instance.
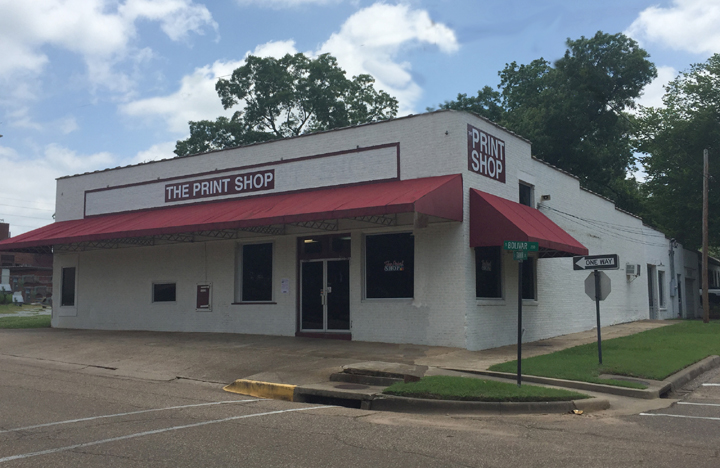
[368,395,609,414]
[666,355,720,393]
[444,369,663,399]
[223,379,296,401]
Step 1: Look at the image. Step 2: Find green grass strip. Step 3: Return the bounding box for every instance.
[489,321,720,388]
[0,315,51,329]
[383,375,589,402]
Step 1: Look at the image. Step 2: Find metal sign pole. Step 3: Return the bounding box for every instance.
[594,269,603,364]
[517,259,523,386]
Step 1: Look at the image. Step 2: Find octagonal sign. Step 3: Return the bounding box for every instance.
[585,271,611,301]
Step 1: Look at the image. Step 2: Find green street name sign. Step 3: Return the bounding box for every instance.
[503,241,539,252]
[513,251,528,261]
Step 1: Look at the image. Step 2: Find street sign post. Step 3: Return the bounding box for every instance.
[574,254,617,364]
[573,254,619,270]
[503,240,538,386]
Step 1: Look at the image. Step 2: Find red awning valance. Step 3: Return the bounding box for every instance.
[0,174,463,251]
[469,188,587,257]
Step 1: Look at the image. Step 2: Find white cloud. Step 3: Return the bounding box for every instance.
[0,0,217,92]
[131,141,177,164]
[57,116,79,135]
[120,3,459,131]
[0,144,115,235]
[626,0,720,55]
[120,40,298,133]
[635,66,678,109]
[235,0,342,7]
[317,3,459,113]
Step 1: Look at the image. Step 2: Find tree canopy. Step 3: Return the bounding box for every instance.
[440,32,656,209]
[635,54,720,248]
[175,53,398,157]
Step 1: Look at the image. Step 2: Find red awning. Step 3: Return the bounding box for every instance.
[0,174,463,251]
[469,188,587,257]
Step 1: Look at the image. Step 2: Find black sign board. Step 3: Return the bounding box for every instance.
[573,254,619,271]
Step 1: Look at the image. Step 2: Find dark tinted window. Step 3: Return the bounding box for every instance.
[153,283,176,302]
[61,267,76,306]
[476,247,502,298]
[366,233,414,298]
[242,243,273,301]
[522,258,535,300]
[519,183,533,207]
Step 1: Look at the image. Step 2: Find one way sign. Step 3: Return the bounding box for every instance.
[573,254,619,270]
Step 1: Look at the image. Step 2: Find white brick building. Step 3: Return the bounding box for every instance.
[0,111,701,350]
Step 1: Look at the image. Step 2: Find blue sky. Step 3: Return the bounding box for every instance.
[1,0,718,235]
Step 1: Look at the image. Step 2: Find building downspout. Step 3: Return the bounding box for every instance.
[669,239,677,318]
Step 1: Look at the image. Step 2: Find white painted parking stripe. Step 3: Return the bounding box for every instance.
[702,383,720,386]
[678,402,720,407]
[640,413,720,422]
[0,399,259,434]
[0,405,332,464]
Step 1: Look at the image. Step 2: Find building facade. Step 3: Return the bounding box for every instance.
[0,111,700,350]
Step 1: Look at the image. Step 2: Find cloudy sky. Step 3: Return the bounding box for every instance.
[0,0,718,235]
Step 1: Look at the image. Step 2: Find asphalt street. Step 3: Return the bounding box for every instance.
[2,349,720,467]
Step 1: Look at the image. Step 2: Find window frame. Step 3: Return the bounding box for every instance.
[521,256,537,301]
[475,246,503,299]
[519,181,535,207]
[364,232,415,300]
[60,266,76,307]
[236,242,274,303]
[152,282,177,303]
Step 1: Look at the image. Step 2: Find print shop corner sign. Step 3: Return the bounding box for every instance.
[164,169,275,202]
[467,124,506,183]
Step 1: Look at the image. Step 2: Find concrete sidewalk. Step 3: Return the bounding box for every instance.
[0,320,671,386]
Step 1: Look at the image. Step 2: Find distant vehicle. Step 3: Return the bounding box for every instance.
[699,289,720,305]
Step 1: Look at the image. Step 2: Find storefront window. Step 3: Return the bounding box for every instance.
[476,247,502,298]
[365,233,414,298]
[658,270,666,307]
[522,257,536,300]
[153,283,176,302]
[61,267,76,306]
[241,243,273,302]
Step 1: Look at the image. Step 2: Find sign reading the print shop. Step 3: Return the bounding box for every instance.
[165,169,275,203]
[467,124,506,183]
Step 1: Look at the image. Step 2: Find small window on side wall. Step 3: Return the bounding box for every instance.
[476,247,502,298]
[522,258,536,300]
[241,243,273,302]
[153,283,176,302]
[365,233,414,299]
[519,182,534,207]
[61,267,76,306]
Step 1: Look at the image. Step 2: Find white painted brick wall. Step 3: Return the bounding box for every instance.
[51,110,687,350]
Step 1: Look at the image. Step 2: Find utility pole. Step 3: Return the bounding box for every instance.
[703,149,709,324]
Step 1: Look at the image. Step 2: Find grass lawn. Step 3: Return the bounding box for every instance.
[383,375,589,402]
[0,315,51,329]
[489,321,720,388]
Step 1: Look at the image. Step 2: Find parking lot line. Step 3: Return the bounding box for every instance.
[0,399,259,434]
[639,413,720,422]
[677,402,720,408]
[0,405,333,464]
[701,383,720,386]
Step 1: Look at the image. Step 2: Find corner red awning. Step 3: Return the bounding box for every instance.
[470,188,587,257]
[0,174,463,251]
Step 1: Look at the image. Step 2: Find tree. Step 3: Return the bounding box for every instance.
[635,54,720,248]
[437,86,504,122]
[175,53,398,156]
[439,32,657,209]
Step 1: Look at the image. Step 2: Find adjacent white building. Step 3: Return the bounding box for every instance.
[0,111,700,350]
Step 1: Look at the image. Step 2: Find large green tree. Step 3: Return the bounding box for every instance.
[175,53,398,156]
[635,54,720,248]
[441,32,656,209]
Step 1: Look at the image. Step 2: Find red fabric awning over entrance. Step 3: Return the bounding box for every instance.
[0,174,463,251]
[469,188,588,257]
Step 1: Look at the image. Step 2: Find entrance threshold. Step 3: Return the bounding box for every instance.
[295,331,351,341]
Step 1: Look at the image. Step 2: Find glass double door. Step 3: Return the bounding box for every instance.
[301,259,350,331]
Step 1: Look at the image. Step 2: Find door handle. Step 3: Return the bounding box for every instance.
[320,289,325,306]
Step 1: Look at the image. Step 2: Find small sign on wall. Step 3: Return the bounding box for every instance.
[196,283,212,312]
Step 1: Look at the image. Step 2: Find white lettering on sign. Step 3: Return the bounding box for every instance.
[384,260,405,272]
[467,124,506,183]
[165,170,275,203]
